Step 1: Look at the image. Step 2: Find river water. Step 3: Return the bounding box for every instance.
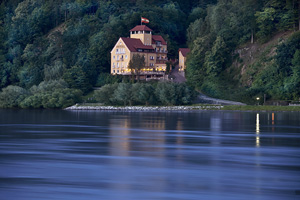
[0,109,299,200]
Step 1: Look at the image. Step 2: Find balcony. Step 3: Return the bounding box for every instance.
[120,71,165,76]
[115,51,125,54]
[156,57,168,61]
[156,60,167,64]
[156,50,167,54]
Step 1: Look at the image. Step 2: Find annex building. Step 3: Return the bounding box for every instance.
[110,25,168,80]
[178,48,190,72]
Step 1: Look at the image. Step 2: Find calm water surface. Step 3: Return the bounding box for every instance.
[0,109,299,200]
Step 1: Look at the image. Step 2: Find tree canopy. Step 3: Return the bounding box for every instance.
[0,0,299,107]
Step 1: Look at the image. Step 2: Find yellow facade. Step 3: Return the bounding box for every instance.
[179,51,186,71]
[178,48,190,71]
[130,31,152,46]
[110,38,131,74]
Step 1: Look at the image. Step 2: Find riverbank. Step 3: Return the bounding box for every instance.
[65,104,223,111]
[65,104,300,111]
[222,105,300,111]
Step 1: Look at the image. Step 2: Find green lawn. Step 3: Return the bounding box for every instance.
[221,105,300,111]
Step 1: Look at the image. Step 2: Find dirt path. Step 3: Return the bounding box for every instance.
[195,94,246,105]
[170,65,186,83]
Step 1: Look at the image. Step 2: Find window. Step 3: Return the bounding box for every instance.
[116,49,119,53]
[113,56,115,59]
[113,63,115,68]
[117,70,119,73]
[117,55,119,60]
[113,70,115,73]
[125,55,128,59]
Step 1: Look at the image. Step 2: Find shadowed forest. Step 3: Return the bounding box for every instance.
[0,0,299,108]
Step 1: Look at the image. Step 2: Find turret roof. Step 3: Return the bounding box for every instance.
[130,25,153,32]
[179,48,190,57]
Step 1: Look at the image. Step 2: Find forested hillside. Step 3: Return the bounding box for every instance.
[0,0,299,108]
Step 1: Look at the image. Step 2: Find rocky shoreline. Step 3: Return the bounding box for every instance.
[65,104,224,111]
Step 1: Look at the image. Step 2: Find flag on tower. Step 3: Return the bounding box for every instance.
[141,17,149,24]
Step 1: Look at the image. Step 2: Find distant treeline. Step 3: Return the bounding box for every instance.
[0,80,196,108]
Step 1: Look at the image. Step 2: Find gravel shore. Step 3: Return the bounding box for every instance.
[65,105,224,111]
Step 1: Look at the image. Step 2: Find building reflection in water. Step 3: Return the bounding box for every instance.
[210,116,221,146]
[176,119,184,162]
[109,117,130,157]
[141,116,166,156]
[256,113,260,147]
[108,116,131,196]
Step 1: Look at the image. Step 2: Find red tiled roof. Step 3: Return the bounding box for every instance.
[179,48,190,57]
[152,35,167,45]
[121,37,154,52]
[130,25,153,32]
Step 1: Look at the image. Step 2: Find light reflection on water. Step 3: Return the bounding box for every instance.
[0,110,300,200]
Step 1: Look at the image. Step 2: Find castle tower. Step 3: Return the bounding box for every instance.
[130,25,152,46]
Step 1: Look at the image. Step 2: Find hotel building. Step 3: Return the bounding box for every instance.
[110,25,168,80]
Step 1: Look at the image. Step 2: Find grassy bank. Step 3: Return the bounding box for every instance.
[221,105,300,111]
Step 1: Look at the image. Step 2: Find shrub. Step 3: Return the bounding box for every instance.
[0,85,29,108]
[132,83,156,105]
[112,83,133,106]
[20,88,82,109]
[93,83,118,105]
[94,82,196,106]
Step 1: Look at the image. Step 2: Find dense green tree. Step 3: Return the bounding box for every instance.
[128,54,145,82]
[204,36,229,77]
[63,65,91,92]
[44,60,66,81]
